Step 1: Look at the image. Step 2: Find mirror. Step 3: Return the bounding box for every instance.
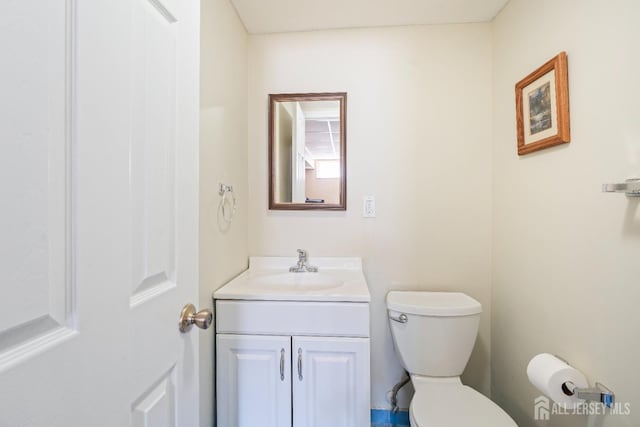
[269,92,347,210]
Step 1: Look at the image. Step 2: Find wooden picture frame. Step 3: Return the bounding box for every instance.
[515,51,570,155]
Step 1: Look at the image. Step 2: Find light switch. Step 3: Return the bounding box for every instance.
[362,196,376,218]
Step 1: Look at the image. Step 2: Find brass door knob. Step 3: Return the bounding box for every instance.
[179,303,213,333]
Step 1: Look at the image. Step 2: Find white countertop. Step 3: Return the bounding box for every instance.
[213,257,371,302]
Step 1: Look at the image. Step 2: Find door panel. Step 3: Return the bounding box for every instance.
[0,0,75,374]
[131,367,177,427]
[130,0,178,305]
[217,334,292,427]
[293,336,371,427]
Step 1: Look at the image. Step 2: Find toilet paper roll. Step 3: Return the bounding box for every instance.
[527,353,588,409]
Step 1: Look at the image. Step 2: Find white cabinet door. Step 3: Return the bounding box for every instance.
[0,1,200,425]
[217,334,292,427]
[293,336,371,427]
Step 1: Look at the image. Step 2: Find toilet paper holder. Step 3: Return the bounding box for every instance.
[602,178,640,196]
[562,381,615,408]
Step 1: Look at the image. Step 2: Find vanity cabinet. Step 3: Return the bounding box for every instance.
[215,300,370,427]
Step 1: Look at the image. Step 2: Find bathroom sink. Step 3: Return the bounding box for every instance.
[213,257,370,302]
[249,271,344,290]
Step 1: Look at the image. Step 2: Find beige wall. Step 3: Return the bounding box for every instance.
[492,1,640,426]
[199,0,248,425]
[248,24,493,409]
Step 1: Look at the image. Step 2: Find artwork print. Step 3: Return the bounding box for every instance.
[528,82,552,135]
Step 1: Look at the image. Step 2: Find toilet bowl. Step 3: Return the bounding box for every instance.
[387,291,517,427]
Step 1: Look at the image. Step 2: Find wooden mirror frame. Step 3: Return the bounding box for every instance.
[268,92,347,211]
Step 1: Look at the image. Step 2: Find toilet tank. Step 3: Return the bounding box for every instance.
[387,291,481,377]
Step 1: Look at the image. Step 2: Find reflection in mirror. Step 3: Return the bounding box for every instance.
[269,93,346,210]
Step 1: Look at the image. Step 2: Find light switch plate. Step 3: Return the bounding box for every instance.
[362,196,376,218]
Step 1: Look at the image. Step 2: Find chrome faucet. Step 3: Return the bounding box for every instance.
[289,249,318,273]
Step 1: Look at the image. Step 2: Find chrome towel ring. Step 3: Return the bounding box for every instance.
[218,183,236,223]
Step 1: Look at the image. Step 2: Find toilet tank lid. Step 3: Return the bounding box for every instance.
[386,291,481,316]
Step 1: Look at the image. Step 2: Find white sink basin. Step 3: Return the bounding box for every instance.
[213,257,370,302]
[249,271,344,290]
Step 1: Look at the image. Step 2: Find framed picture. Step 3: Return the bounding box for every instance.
[515,51,570,155]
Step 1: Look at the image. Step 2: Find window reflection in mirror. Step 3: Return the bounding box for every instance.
[269,93,346,210]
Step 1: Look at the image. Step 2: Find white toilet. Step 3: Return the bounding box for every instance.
[387,291,517,427]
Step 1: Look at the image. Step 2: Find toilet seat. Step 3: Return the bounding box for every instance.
[410,381,517,427]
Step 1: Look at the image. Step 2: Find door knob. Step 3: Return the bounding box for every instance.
[179,303,213,333]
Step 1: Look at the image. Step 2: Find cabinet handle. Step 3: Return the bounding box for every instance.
[297,348,303,381]
[280,348,285,381]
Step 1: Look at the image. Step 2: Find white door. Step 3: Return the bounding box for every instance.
[217,334,292,427]
[0,1,200,426]
[291,102,306,203]
[293,337,371,427]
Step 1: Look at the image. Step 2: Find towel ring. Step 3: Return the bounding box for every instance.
[219,183,236,223]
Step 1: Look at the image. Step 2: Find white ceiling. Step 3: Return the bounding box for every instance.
[230,0,510,34]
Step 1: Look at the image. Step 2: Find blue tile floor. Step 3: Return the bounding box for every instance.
[370,409,410,427]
